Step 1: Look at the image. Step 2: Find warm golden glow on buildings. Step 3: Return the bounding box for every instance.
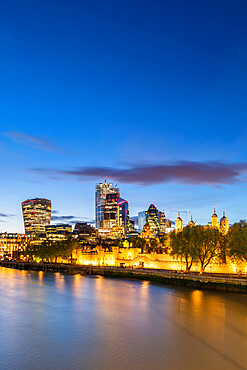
[141,223,154,239]
[211,208,219,228]
[220,211,229,234]
[71,245,247,274]
[0,233,30,259]
[188,215,195,227]
[175,212,183,232]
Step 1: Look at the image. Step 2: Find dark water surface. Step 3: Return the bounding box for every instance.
[1,268,247,370]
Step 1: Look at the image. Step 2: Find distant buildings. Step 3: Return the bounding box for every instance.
[18,184,229,244]
[138,211,146,233]
[174,208,229,234]
[22,198,51,235]
[143,204,174,236]
[44,224,72,241]
[73,222,97,243]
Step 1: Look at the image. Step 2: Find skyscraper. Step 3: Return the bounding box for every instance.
[145,204,160,235]
[95,181,129,232]
[138,211,146,233]
[158,211,167,234]
[21,198,51,235]
[95,182,119,229]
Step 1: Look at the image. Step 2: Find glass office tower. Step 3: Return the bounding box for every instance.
[21,198,51,235]
[138,211,146,233]
[95,182,129,232]
[95,182,119,229]
[145,204,160,235]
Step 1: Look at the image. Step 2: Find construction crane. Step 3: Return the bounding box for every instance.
[168,209,190,225]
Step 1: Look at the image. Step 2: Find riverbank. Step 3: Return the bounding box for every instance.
[1,261,247,293]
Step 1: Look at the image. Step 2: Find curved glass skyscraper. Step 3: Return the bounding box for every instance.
[21,198,51,235]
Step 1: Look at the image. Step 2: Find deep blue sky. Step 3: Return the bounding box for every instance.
[1,0,247,232]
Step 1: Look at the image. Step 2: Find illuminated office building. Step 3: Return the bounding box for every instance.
[0,233,30,259]
[22,198,51,235]
[158,211,167,234]
[95,181,129,233]
[95,182,119,229]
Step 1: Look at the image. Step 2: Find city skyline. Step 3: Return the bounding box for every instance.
[0,183,233,235]
[1,0,247,232]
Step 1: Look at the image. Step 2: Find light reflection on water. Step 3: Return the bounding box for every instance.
[1,267,247,370]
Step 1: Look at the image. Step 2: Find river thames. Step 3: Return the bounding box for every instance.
[1,267,247,370]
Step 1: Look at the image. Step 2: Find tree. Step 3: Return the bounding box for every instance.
[26,238,79,263]
[159,235,168,253]
[130,237,147,253]
[150,238,158,252]
[170,227,196,272]
[26,240,55,262]
[228,220,247,263]
[191,226,220,274]
[218,233,229,264]
[115,238,125,247]
[59,238,79,263]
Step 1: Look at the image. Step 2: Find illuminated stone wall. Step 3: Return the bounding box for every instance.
[72,247,247,274]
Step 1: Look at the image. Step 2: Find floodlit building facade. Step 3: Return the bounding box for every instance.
[220,211,229,234]
[211,208,219,228]
[175,212,183,232]
[0,233,30,259]
[22,198,51,235]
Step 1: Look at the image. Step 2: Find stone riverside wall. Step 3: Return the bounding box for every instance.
[72,247,247,274]
[1,261,247,293]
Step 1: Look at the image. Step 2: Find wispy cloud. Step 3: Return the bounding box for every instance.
[31,161,247,185]
[3,131,66,154]
[51,215,81,223]
[0,213,15,218]
[51,214,94,224]
[0,213,15,222]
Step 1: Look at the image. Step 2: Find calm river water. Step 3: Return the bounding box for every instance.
[1,267,247,370]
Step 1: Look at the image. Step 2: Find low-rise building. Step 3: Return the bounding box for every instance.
[0,233,30,259]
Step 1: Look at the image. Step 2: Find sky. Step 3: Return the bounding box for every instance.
[1,0,247,232]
